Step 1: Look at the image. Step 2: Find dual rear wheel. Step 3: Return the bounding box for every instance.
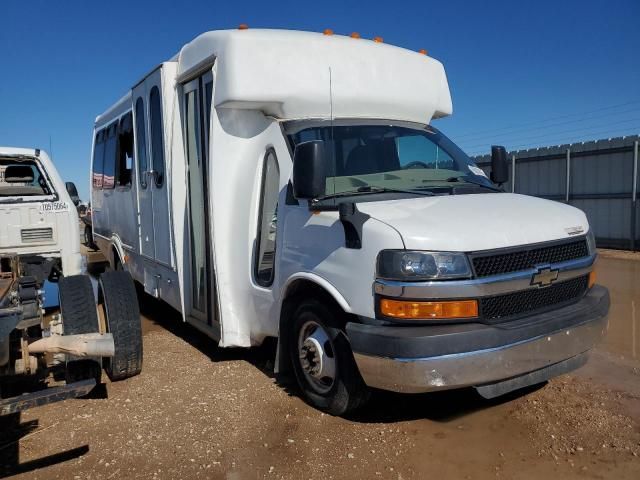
[58,271,142,383]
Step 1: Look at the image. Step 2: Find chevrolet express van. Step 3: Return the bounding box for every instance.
[90,28,609,414]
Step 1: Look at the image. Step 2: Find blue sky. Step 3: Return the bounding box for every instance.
[1,0,638,200]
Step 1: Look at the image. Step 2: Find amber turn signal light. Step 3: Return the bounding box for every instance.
[588,270,596,288]
[380,299,478,319]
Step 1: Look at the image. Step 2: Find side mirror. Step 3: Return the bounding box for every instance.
[292,140,327,200]
[65,181,80,206]
[490,145,509,185]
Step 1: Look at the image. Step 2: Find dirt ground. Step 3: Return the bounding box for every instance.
[1,253,639,479]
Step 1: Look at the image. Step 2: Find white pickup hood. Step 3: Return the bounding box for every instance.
[358,193,589,252]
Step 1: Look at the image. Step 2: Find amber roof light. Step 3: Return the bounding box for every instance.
[238,24,249,30]
[323,28,334,35]
[350,32,361,39]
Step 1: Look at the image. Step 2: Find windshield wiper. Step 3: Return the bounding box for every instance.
[446,176,502,192]
[315,185,437,202]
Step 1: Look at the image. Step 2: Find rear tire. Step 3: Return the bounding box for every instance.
[58,275,101,383]
[99,270,142,381]
[289,298,369,416]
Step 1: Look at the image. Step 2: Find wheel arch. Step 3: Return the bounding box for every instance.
[276,274,352,375]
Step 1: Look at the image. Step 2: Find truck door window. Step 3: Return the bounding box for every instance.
[149,86,165,188]
[135,97,148,189]
[0,159,50,196]
[255,150,279,287]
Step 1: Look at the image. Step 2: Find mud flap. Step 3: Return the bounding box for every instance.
[0,378,96,416]
[474,352,588,399]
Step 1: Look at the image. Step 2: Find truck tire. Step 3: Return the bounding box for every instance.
[289,298,369,416]
[58,275,101,383]
[59,275,99,336]
[98,270,142,381]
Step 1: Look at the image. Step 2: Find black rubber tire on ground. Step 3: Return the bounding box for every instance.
[58,274,101,382]
[99,270,143,381]
[289,298,370,416]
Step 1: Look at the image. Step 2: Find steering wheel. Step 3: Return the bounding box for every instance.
[403,161,430,169]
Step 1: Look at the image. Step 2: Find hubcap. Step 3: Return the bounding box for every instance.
[297,320,336,394]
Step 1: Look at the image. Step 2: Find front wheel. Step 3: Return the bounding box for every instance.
[289,299,369,416]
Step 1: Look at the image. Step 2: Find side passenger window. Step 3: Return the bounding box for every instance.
[135,97,148,188]
[255,150,280,287]
[92,131,105,189]
[103,123,118,190]
[149,86,165,187]
[116,112,134,187]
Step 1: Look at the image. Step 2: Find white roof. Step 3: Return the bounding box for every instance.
[177,29,452,124]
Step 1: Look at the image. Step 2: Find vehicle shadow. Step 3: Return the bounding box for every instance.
[0,413,88,478]
[136,288,547,424]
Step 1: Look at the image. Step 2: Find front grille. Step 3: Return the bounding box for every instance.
[21,227,53,242]
[480,275,589,322]
[471,239,588,278]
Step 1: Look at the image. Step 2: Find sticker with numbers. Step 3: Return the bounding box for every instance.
[39,201,71,213]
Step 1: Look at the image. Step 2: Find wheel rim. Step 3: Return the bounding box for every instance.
[297,319,336,394]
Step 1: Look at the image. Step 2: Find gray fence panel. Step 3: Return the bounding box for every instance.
[473,135,640,251]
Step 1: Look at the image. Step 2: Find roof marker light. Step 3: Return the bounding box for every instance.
[238,24,249,30]
[350,32,361,39]
[419,49,428,55]
[323,28,334,35]
[373,36,384,43]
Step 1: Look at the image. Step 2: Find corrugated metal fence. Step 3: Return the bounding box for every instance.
[473,135,640,250]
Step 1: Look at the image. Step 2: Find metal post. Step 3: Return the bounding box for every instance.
[631,141,638,251]
[511,155,516,193]
[565,148,571,203]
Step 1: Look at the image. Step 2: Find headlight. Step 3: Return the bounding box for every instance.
[586,229,596,255]
[377,250,472,281]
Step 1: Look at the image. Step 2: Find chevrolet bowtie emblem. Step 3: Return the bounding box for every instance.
[531,267,559,288]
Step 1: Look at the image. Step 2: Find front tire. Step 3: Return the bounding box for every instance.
[98,270,143,381]
[289,298,369,416]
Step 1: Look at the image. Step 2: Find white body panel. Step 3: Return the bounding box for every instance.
[357,193,589,251]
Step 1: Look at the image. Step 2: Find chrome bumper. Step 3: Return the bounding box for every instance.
[350,286,609,394]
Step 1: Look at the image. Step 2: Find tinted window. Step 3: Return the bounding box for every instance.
[103,123,117,189]
[149,86,165,187]
[117,112,134,187]
[135,97,148,188]
[255,150,279,287]
[92,130,105,189]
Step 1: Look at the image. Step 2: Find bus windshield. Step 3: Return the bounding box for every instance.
[287,122,494,198]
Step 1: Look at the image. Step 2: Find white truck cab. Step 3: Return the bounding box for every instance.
[1,147,142,416]
[90,28,609,415]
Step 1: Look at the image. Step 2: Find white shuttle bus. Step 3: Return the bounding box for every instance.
[90,28,609,414]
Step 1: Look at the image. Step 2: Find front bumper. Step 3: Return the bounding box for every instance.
[348,285,609,394]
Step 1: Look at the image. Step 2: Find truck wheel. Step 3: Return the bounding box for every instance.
[98,270,142,381]
[58,275,101,382]
[289,298,369,416]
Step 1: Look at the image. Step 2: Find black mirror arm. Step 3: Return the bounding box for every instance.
[338,202,370,249]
